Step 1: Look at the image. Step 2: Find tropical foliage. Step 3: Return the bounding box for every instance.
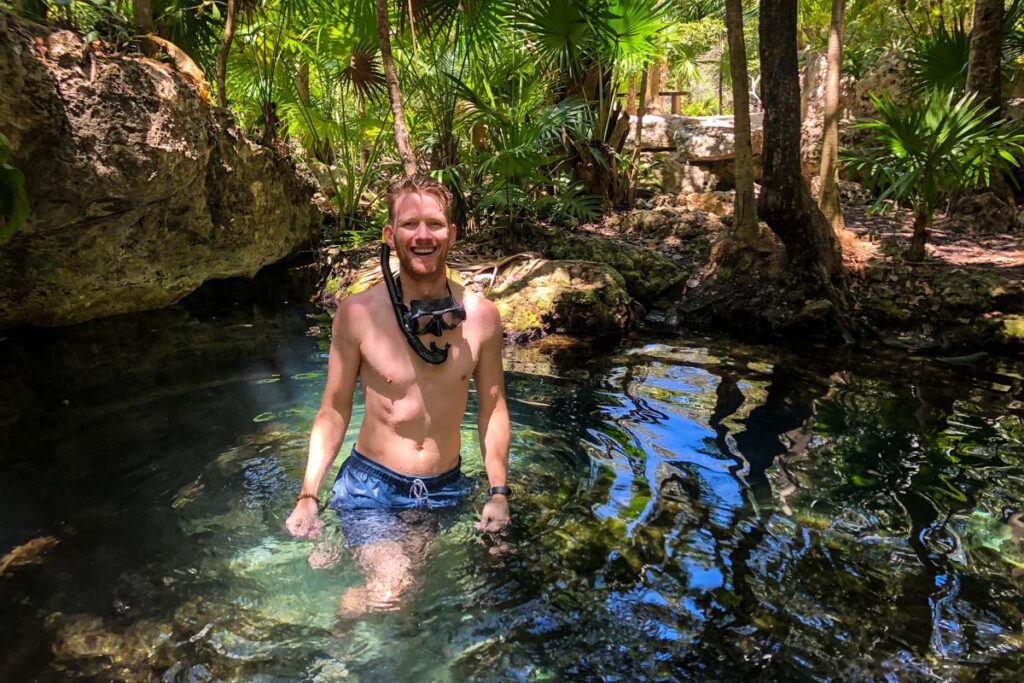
[844,89,1024,260]
[7,0,1024,258]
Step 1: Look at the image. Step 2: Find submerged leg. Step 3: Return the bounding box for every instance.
[338,540,416,615]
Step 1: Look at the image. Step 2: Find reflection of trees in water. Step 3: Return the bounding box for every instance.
[467,340,1024,677]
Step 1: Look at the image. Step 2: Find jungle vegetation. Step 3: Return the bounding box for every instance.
[4,0,1024,272]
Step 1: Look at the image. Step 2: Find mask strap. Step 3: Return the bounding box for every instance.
[380,243,449,364]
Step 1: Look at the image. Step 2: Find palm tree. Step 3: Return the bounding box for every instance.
[376,0,417,176]
[724,0,758,240]
[817,0,845,233]
[758,0,843,282]
[844,90,1024,262]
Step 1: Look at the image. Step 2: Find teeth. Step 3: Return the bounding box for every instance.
[412,248,435,254]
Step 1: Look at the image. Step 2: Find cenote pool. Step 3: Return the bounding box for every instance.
[1,298,1023,681]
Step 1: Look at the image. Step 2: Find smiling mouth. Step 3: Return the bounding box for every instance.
[411,247,437,255]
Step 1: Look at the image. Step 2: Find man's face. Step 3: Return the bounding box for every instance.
[384,191,456,280]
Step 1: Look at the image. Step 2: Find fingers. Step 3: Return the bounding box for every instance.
[286,514,322,540]
[474,515,510,534]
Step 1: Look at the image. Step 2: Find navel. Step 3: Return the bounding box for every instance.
[385,376,393,384]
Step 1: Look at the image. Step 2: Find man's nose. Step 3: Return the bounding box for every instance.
[412,221,433,239]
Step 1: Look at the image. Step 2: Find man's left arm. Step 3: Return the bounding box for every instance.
[473,299,511,533]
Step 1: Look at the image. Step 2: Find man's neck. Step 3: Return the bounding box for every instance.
[398,268,449,302]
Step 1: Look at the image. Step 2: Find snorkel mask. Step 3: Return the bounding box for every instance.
[381,242,466,364]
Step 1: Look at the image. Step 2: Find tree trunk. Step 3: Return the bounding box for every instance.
[907,206,931,262]
[133,0,155,56]
[966,0,1003,113]
[647,60,662,114]
[133,0,153,36]
[725,0,759,240]
[718,33,725,115]
[376,0,418,177]
[216,0,237,110]
[817,0,845,233]
[295,61,311,106]
[261,101,278,146]
[627,64,650,206]
[627,78,638,115]
[758,0,843,282]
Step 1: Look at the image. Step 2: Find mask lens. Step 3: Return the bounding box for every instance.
[410,313,439,335]
[407,308,465,336]
[441,309,466,329]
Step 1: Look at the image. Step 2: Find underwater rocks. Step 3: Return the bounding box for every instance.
[0,11,321,328]
[489,258,632,342]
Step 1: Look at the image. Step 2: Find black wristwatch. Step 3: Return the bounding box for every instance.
[488,486,512,498]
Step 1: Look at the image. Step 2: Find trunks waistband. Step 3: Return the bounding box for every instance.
[347,446,462,492]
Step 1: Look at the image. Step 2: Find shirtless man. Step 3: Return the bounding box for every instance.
[284,175,511,611]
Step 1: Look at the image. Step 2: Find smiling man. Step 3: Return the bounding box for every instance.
[285,174,511,611]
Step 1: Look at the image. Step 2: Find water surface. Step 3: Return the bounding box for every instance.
[1,299,1023,681]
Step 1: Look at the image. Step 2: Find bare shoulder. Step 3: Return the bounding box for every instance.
[332,285,383,341]
[462,289,502,338]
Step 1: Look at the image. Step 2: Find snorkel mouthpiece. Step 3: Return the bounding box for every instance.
[380,242,451,365]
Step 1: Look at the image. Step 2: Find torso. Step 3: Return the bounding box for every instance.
[352,282,484,477]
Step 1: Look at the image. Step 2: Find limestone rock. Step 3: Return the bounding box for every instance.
[0,12,321,328]
[489,258,631,341]
[799,51,857,177]
[948,192,1016,234]
[532,228,685,303]
[629,114,763,192]
[607,206,726,241]
[632,114,763,160]
[851,50,910,118]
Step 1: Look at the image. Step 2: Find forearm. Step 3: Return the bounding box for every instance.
[301,405,350,498]
[479,404,510,488]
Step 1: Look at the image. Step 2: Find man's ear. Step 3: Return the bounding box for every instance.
[382,224,395,248]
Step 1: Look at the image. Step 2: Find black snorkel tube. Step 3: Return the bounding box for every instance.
[380,242,450,365]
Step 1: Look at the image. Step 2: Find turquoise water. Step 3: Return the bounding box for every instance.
[1,300,1023,680]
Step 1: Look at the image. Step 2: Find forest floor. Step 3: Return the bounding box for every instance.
[843,206,1024,279]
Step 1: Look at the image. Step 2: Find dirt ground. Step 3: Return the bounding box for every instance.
[843,206,1024,279]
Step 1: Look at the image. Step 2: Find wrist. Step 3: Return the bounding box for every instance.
[488,485,512,499]
[296,492,320,507]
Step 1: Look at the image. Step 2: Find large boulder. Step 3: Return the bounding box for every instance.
[527,226,685,304]
[630,114,763,192]
[489,258,631,341]
[0,11,321,328]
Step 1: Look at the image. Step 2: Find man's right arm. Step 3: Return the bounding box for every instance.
[285,298,362,539]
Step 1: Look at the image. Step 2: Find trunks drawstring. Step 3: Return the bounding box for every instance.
[410,478,429,506]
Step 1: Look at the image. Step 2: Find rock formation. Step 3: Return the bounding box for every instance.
[0,11,321,328]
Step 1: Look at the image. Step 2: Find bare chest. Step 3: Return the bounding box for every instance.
[358,322,478,400]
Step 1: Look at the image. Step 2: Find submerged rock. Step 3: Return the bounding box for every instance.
[0,12,321,328]
[490,258,631,342]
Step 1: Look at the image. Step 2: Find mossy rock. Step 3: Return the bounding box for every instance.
[489,258,631,341]
[527,227,684,304]
[999,315,1024,344]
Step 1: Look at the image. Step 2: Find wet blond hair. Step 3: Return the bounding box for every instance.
[386,174,454,225]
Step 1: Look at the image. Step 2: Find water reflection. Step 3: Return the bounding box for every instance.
[1,308,1023,680]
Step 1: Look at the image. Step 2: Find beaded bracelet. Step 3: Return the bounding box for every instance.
[296,493,320,505]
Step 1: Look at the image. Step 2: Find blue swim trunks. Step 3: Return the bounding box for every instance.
[328,447,474,547]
